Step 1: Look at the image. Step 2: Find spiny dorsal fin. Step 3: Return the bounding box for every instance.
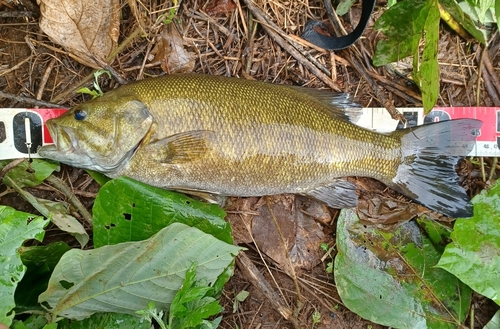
[287,86,362,123]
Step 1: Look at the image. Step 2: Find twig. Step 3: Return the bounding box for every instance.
[0,91,65,108]
[475,46,486,106]
[480,49,500,103]
[242,0,341,91]
[45,175,93,225]
[488,157,498,181]
[5,176,51,218]
[0,11,37,18]
[36,57,56,100]
[366,71,422,104]
[51,26,142,103]
[0,55,33,77]
[236,252,300,328]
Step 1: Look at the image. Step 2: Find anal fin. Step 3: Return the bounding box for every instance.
[303,179,358,209]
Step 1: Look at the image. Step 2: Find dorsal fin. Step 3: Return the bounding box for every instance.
[287,86,363,123]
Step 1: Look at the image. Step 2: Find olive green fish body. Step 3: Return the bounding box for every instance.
[39,74,481,217]
[110,75,399,196]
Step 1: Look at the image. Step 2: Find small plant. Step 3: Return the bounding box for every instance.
[320,243,335,274]
[77,69,111,99]
[311,309,321,328]
[137,263,224,329]
[159,0,178,25]
[232,290,249,313]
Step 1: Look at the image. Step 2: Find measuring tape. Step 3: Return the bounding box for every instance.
[0,108,67,160]
[357,107,500,157]
[1,107,499,160]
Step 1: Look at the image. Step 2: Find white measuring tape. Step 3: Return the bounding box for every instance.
[0,107,499,160]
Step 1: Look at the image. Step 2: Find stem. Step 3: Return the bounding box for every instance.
[45,175,93,226]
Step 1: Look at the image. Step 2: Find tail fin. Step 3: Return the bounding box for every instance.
[385,119,482,218]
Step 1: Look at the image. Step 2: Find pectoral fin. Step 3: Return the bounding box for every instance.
[303,179,358,209]
[146,130,216,164]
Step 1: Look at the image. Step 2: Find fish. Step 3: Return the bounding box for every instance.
[38,74,481,218]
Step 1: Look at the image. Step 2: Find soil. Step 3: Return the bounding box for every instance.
[1,0,499,328]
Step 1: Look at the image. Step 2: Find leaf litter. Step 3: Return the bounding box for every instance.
[1,0,500,328]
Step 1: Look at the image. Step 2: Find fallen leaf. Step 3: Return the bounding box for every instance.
[37,0,120,68]
[357,195,426,226]
[150,24,195,73]
[205,0,237,16]
[251,195,328,271]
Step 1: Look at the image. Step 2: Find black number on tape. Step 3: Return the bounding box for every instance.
[13,112,43,154]
[424,110,451,124]
[0,121,5,143]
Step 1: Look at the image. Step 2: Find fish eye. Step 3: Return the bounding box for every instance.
[74,109,87,121]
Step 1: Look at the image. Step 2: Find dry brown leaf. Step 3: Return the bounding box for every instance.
[150,24,195,73]
[205,0,237,16]
[37,0,120,68]
[252,195,327,271]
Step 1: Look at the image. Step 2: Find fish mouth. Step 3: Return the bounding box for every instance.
[46,120,75,153]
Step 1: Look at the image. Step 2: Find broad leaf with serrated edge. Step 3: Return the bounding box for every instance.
[0,206,48,327]
[335,209,471,328]
[39,223,242,320]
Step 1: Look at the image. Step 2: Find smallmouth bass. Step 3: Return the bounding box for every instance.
[38,74,481,218]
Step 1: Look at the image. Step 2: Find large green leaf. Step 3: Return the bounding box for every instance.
[39,222,242,320]
[335,209,471,328]
[15,242,71,313]
[93,177,231,247]
[57,312,150,329]
[0,206,48,327]
[437,181,500,305]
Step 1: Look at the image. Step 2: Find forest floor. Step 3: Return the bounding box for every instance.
[1,0,499,327]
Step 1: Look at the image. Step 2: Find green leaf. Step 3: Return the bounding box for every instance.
[39,223,242,320]
[335,209,471,328]
[337,0,356,16]
[373,0,441,113]
[413,0,440,113]
[57,312,150,329]
[436,181,500,305]
[93,177,232,247]
[0,206,48,327]
[373,0,428,66]
[4,177,89,248]
[38,199,89,247]
[168,263,223,329]
[12,314,47,329]
[85,170,110,186]
[440,0,487,43]
[15,242,71,313]
[0,159,59,188]
[496,0,500,26]
[484,309,500,329]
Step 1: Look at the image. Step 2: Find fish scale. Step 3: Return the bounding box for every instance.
[39,74,481,218]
